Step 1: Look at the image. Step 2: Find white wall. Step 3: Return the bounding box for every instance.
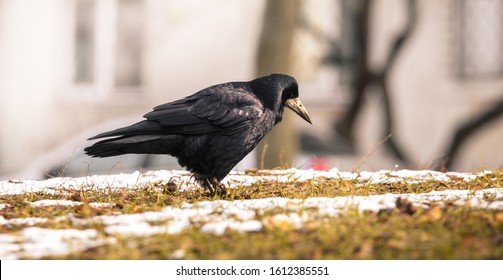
[0,0,69,173]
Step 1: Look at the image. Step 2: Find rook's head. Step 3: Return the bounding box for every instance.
[251,74,312,124]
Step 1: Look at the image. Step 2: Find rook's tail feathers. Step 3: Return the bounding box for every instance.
[88,121,164,140]
[84,135,179,158]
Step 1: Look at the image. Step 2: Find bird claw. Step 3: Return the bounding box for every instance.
[207,183,227,196]
[202,178,227,196]
[215,184,228,195]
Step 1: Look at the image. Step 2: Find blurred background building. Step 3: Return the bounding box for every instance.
[0,0,502,179]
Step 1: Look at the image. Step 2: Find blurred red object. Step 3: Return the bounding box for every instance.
[309,157,329,171]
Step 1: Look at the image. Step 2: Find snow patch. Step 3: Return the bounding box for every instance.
[30,200,114,208]
[1,168,493,195]
[0,227,108,260]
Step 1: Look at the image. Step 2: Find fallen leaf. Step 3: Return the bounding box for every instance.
[420,205,443,222]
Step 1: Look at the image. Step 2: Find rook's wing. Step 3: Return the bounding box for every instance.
[89,84,264,140]
[147,84,264,135]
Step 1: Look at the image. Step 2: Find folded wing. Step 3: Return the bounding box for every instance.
[88,83,264,140]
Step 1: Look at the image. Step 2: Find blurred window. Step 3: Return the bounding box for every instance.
[116,0,143,87]
[73,0,144,94]
[455,0,503,79]
[74,0,95,84]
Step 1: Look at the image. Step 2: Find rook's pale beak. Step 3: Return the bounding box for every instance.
[285,98,312,124]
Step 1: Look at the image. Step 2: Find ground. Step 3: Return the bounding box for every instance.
[0,168,502,259]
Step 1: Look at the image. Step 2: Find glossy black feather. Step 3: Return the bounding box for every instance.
[84,74,307,192]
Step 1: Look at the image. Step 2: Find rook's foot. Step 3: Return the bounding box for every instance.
[201,178,227,196]
[215,184,228,195]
